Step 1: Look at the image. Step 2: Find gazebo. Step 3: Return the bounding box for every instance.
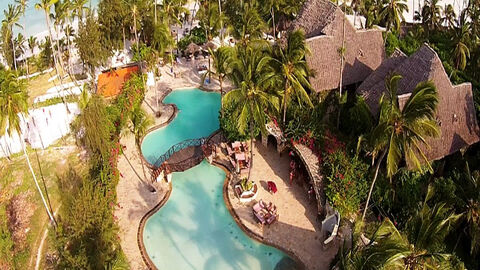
[202,41,217,52]
[261,121,287,154]
[185,42,201,55]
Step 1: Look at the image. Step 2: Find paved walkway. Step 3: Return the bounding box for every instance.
[225,142,339,270]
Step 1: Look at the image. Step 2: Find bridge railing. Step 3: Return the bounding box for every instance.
[153,137,207,168]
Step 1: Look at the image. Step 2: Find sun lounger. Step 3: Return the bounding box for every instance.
[239,167,249,175]
[322,210,340,246]
[266,214,277,225]
[229,157,236,170]
[253,201,262,213]
[226,145,234,156]
[235,185,242,198]
[254,211,266,224]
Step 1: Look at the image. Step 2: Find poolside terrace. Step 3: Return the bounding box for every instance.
[223,142,340,270]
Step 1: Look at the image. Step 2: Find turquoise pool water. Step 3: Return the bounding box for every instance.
[141,89,296,270]
[141,89,221,164]
[143,161,295,269]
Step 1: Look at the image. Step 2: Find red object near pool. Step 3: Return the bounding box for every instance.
[267,181,277,193]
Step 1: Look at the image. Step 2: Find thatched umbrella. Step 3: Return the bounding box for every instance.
[185,42,201,55]
[202,41,217,52]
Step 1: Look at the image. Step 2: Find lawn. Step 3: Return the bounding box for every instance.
[25,69,72,105]
[0,136,86,269]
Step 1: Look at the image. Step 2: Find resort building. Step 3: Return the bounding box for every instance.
[357,44,480,161]
[291,0,385,91]
[96,63,140,98]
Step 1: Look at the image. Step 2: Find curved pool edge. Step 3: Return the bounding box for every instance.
[138,86,221,169]
[136,161,306,270]
[137,182,172,270]
[215,161,307,270]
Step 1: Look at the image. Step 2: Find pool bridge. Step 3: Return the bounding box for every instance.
[150,130,224,181]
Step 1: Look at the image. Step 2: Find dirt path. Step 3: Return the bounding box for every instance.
[34,206,60,270]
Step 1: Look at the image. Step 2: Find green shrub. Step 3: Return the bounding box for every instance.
[219,105,258,142]
[33,94,78,109]
[0,206,14,269]
[322,149,369,218]
[373,169,428,227]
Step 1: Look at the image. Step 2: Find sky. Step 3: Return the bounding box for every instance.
[0,0,471,39]
[0,0,99,39]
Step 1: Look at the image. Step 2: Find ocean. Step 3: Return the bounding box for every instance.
[0,0,99,39]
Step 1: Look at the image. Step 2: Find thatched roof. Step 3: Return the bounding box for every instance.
[293,144,325,216]
[291,0,385,91]
[357,44,480,161]
[202,41,217,51]
[185,42,201,54]
[290,0,337,38]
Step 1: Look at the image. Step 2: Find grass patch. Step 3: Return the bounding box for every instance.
[0,136,86,269]
[25,69,72,106]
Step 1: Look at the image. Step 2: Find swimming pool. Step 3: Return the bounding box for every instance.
[141,89,296,270]
[141,89,221,165]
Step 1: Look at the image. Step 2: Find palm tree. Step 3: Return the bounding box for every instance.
[350,0,362,27]
[271,29,313,123]
[15,0,29,76]
[158,0,188,26]
[35,0,61,77]
[71,0,88,21]
[450,161,480,258]
[2,4,23,70]
[0,70,56,226]
[452,24,471,71]
[442,4,456,29]
[14,33,26,70]
[203,46,234,109]
[337,189,462,269]
[228,1,266,45]
[362,73,440,221]
[50,0,69,75]
[380,0,409,33]
[128,105,153,180]
[367,209,460,269]
[421,0,443,31]
[223,44,279,179]
[27,36,37,60]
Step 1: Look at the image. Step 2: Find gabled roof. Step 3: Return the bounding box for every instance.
[356,44,480,161]
[290,0,338,38]
[291,0,385,91]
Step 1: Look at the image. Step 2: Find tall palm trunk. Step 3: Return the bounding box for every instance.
[337,3,347,129]
[248,119,254,180]
[136,139,148,181]
[34,148,54,217]
[282,80,289,123]
[133,8,139,52]
[219,0,224,45]
[22,17,29,76]
[54,24,66,79]
[12,37,17,70]
[219,76,224,111]
[362,150,387,222]
[44,11,60,78]
[271,7,276,40]
[21,139,56,227]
